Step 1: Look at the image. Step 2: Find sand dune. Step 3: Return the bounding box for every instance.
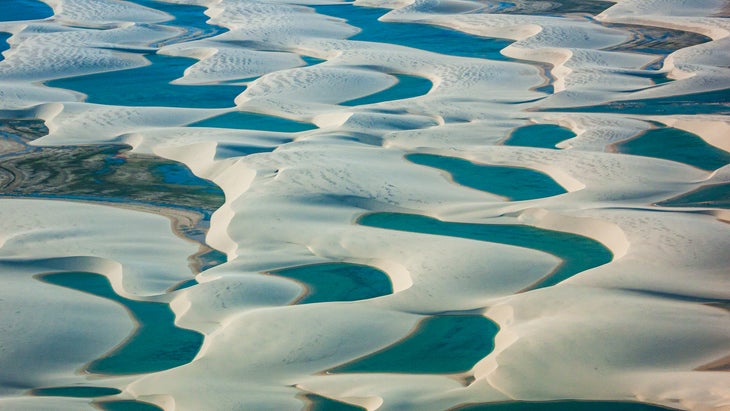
[1,0,728,410]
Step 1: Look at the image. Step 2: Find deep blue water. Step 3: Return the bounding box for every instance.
[341,74,433,106]
[98,400,164,411]
[31,386,121,398]
[38,272,203,375]
[543,88,730,115]
[128,0,226,45]
[359,213,613,290]
[658,182,730,209]
[0,0,53,22]
[407,153,566,201]
[270,262,393,304]
[213,144,277,159]
[503,124,576,149]
[42,0,241,107]
[330,315,499,374]
[0,32,10,61]
[313,4,513,60]
[305,394,367,411]
[46,53,244,108]
[189,111,317,133]
[616,126,730,171]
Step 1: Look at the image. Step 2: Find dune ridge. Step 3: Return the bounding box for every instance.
[0,0,729,410]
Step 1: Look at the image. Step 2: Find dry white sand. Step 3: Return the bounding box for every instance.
[1,0,729,410]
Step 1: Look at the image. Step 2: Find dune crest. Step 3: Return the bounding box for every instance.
[0,0,728,410]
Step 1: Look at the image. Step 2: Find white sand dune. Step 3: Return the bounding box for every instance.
[1,0,729,410]
[0,199,201,404]
[161,44,307,85]
[0,199,199,297]
[483,286,730,408]
[45,0,171,26]
[0,397,97,410]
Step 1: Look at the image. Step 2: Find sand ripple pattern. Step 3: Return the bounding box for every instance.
[0,0,729,410]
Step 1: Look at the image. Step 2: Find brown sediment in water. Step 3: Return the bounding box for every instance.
[656,182,730,209]
[96,200,219,274]
[447,371,476,387]
[712,3,730,17]
[0,118,222,207]
[695,353,730,372]
[488,0,615,16]
[0,118,48,144]
[0,118,226,274]
[695,301,730,371]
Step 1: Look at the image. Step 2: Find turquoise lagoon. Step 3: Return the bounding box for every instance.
[0,0,52,22]
[2,0,727,410]
[46,53,245,108]
[313,4,513,61]
[0,32,10,60]
[44,0,239,108]
[359,213,613,290]
[31,386,121,398]
[340,74,433,106]
[616,126,730,171]
[270,263,393,304]
[38,272,203,375]
[330,315,499,374]
[406,153,567,201]
[503,124,576,149]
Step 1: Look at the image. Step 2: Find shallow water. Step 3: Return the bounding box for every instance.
[406,153,566,200]
[38,272,203,375]
[359,213,613,290]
